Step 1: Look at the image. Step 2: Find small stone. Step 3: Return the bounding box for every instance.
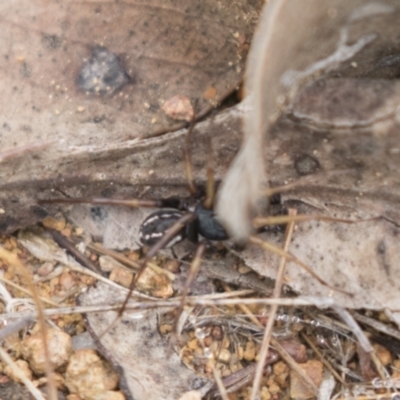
[35,372,65,389]
[90,391,125,400]
[99,256,125,273]
[243,341,256,361]
[127,251,140,261]
[290,360,324,400]
[22,328,72,374]
[162,95,194,121]
[373,344,392,366]
[260,386,272,400]
[280,339,308,363]
[59,272,74,290]
[217,349,231,364]
[268,381,281,395]
[188,339,199,350]
[42,216,66,231]
[4,359,32,383]
[178,391,202,400]
[37,262,55,276]
[163,259,180,273]
[238,265,252,274]
[211,326,223,340]
[159,324,172,335]
[109,266,133,288]
[203,87,217,100]
[273,361,289,387]
[136,267,173,298]
[74,227,84,236]
[65,349,119,400]
[66,395,81,400]
[61,227,72,237]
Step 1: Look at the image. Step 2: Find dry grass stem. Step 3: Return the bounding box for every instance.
[0,346,46,400]
[300,332,346,385]
[0,247,57,400]
[250,208,299,400]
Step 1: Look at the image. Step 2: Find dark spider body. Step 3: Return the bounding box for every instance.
[138,194,286,248]
[139,198,229,247]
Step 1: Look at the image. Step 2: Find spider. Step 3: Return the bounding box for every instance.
[37,116,356,296]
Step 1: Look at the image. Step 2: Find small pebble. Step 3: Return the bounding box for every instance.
[373,343,392,366]
[243,341,256,361]
[35,372,65,389]
[22,328,72,374]
[61,227,72,237]
[37,262,55,276]
[99,256,125,273]
[109,266,133,288]
[238,265,252,274]
[42,216,66,231]
[211,326,223,340]
[268,381,281,395]
[290,360,323,400]
[178,391,202,400]
[65,349,119,400]
[59,272,74,290]
[66,394,81,400]
[217,349,231,364]
[127,251,140,261]
[260,386,272,400]
[273,361,289,387]
[74,227,84,236]
[163,259,180,273]
[203,87,217,100]
[280,339,308,363]
[4,359,32,383]
[162,95,194,121]
[136,267,173,298]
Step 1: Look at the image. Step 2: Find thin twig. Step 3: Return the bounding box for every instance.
[213,367,230,400]
[0,295,337,321]
[0,276,60,307]
[47,228,100,273]
[88,242,175,280]
[301,332,347,385]
[0,347,46,400]
[251,208,303,399]
[0,248,58,400]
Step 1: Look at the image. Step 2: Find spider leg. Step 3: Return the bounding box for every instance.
[97,211,197,339]
[183,115,198,196]
[203,132,215,210]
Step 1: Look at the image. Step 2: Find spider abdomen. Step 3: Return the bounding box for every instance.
[139,209,187,247]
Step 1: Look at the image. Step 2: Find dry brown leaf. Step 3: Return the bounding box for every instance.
[0,0,262,233]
